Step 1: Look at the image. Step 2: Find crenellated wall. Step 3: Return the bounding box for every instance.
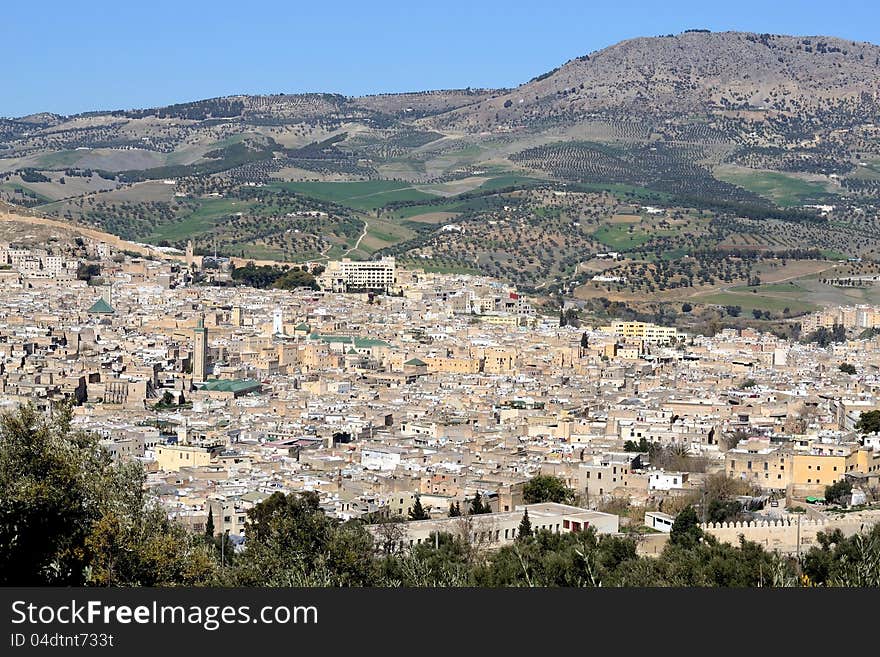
[701,515,876,555]
[634,513,880,557]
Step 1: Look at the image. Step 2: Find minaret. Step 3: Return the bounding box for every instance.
[193,315,208,383]
[177,418,189,446]
[273,306,283,335]
[185,240,195,268]
[231,305,242,327]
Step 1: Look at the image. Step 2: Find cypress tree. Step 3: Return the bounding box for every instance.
[448,501,461,517]
[518,509,532,539]
[205,506,214,538]
[409,495,429,520]
[470,492,489,514]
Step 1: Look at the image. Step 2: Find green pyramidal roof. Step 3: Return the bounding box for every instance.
[87,297,115,314]
[404,358,427,366]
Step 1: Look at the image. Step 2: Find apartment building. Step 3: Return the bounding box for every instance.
[317,257,397,293]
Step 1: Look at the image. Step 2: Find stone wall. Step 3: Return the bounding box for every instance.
[634,511,880,557]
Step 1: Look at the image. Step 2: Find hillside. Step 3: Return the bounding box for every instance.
[427,31,880,131]
[2,29,880,325]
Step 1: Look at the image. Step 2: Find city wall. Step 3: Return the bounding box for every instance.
[635,512,880,556]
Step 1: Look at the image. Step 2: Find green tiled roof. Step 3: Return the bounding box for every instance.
[309,334,390,348]
[294,323,310,331]
[197,378,262,393]
[404,358,427,366]
[87,297,114,314]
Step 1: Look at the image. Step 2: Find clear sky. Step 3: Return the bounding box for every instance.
[3,0,879,117]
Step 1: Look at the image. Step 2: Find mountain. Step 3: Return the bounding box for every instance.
[2,30,880,306]
[425,31,880,132]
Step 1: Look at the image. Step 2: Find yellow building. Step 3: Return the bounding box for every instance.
[479,347,517,374]
[155,443,221,472]
[479,314,520,327]
[425,356,481,374]
[599,321,679,344]
[791,446,880,488]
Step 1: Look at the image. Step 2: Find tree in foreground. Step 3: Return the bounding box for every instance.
[0,403,214,586]
[221,491,376,586]
[522,475,576,505]
[469,492,491,514]
[409,495,430,520]
[518,510,532,539]
[669,506,703,549]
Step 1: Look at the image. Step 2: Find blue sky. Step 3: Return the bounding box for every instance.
[3,0,879,117]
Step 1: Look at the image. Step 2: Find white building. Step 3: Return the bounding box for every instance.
[361,447,403,471]
[318,257,397,293]
[648,471,688,491]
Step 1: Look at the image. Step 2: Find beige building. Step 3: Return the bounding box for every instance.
[317,257,397,293]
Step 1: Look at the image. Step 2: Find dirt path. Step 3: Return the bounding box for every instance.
[343,219,369,257]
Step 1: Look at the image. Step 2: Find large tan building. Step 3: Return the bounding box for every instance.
[317,257,397,293]
[599,321,680,344]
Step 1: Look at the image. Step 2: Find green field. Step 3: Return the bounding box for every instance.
[593,224,661,250]
[714,168,831,207]
[275,180,439,211]
[473,174,544,192]
[698,290,817,314]
[147,198,253,241]
[385,194,505,220]
[35,150,88,169]
[0,182,53,204]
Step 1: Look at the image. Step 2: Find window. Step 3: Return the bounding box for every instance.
[747,461,752,470]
